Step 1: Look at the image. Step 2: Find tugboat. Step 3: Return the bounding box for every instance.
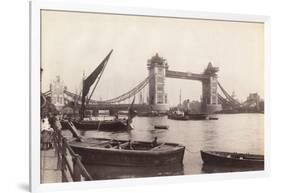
[168,111,208,120]
[168,93,208,121]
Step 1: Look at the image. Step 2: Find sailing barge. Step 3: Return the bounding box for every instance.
[72,119,130,131]
[73,50,136,131]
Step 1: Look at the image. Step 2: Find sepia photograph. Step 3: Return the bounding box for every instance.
[38,8,265,185]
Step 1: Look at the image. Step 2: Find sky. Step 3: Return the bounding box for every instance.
[41,10,264,106]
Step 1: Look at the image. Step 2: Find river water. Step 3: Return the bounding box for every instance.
[73,113,264,180]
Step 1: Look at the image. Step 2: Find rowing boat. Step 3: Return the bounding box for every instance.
[200,150,264,168]
[69,138,185,167]
[64,121,185,167]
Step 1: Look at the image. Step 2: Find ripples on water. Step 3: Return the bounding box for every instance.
[67,113,264,179]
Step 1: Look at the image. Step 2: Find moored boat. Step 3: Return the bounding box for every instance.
[200,150,264,168]
[167,113,186,120]
[168,112,208,120]
[154,125,169,130]
[187,113,208,120]
[62,118,130,131]
[208,117,219,120]
[69,138,185,167]
[64,121,185,167]
[137,111,166,117]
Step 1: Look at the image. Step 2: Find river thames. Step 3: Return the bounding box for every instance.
[67,113,264,180]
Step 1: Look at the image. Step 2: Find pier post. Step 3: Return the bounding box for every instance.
[56,130,62,170]
[72,154,82,181]
[61,138,68,182]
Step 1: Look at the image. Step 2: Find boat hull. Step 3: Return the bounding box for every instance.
[188,114,208,120]
[69,139,185,167]
[208,117,219,120]
[154,125,169,129]
[200,150,264,168]
[168,114,208,120]
[71,119,129,131]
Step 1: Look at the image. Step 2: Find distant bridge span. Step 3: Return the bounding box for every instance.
[45,53,241,113]
[85,104,152,111]
[166,70,210,81]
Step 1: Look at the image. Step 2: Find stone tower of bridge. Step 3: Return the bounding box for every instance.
[147,53,169,111]
[50,75,65,110]
[201,62,222,113]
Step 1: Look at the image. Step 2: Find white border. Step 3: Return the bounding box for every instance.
[30,1,270,192]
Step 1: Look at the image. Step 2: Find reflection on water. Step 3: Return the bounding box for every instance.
[201,163,264,174]
[85,164,184,180]
[69,113,264,179]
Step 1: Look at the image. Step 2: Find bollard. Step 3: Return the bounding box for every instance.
[72,154,82,181]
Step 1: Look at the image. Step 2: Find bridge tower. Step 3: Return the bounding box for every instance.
[147,53,169,112]
[50,75,65,111]
[201,62,222,113]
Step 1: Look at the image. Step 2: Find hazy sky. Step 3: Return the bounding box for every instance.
[41,10,264,105]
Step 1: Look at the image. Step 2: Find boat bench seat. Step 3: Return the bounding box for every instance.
[149,143,168,151]
[110,142,131,149]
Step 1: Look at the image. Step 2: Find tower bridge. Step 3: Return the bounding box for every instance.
[44,53,243,114]
[147,53,221,113]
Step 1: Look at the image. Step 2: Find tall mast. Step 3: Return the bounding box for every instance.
[79,50,113,120]
[179,89,182,106]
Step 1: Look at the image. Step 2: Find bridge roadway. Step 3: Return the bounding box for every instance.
[85,103,153,111]
[166,70,209,81]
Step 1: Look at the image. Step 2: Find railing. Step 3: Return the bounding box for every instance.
[53,127,93,182]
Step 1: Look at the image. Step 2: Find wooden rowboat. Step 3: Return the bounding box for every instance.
[64,121,185,167]
[200,150,264,168]
[69,138,185,167]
